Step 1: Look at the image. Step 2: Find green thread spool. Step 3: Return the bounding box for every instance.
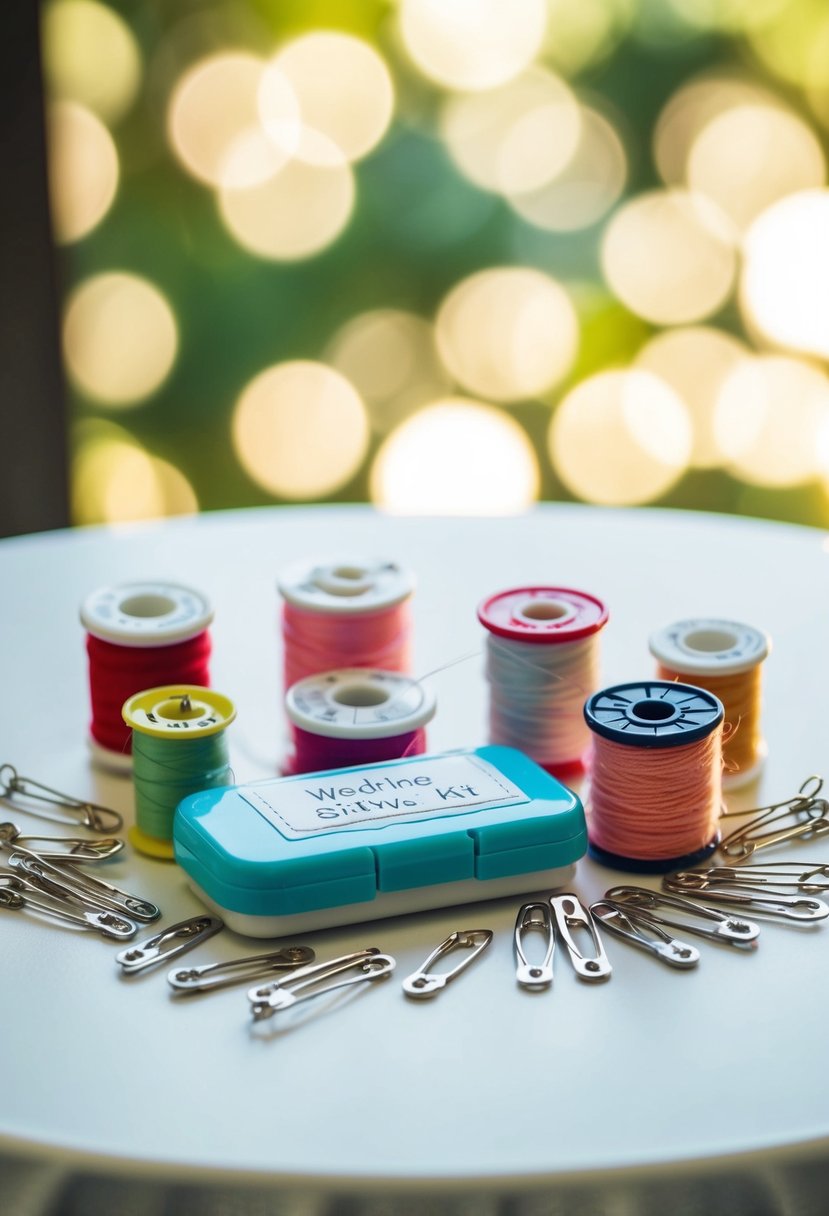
[122,685,237,860]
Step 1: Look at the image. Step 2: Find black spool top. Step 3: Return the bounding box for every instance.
[584,681,723,749]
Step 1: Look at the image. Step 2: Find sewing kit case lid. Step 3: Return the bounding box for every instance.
[173,745,586,917]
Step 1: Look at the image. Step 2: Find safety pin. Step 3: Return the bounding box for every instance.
[662,874,828,922]
[6,847,160,922]
[590,899,700,969]
[549,894,611,980]
[248,949,395,1018]
[0,822,124,863]
[168,945,316,993]
[718,776,829,860]
[605,886,759,947]
[514,902,555,988]
[671,862,829,894]
[116,914,223,973]
[402,929,492,998]
[0,874,137,939]
[0,763,123,833]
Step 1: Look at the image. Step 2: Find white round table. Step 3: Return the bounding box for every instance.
[2,505,827,1216]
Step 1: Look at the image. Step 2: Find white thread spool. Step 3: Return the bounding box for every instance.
[477,586,609,776]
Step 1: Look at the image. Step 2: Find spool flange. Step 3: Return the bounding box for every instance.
[477,586,608,644]
[277,558,415,615]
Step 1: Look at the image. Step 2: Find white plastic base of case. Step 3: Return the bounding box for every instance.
[187,861,578,938]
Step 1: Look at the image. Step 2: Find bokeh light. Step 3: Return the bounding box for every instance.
[687,104,825,231]
[509,106,627,231]
[741,190,829,360]
[549,370,693,505]
[62,273,178,405]
[634,327,750,468]
[600,190,737,324]
[399,0,548,91]
[371,399,539,514]
[167,52,283,189]
[713,355,829,487]
[72,422,198,525]
[325,310,450,434]
[47,100,119,243]
[435,268,579,402]
[42,0,141,124]
[542,0,636,75]
[266,33,394,165]
[440,67,581,197]
[232,362,369,498]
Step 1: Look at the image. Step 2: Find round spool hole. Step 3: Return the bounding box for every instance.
[631,699,677,723]
[519,599,573,622]
[118,593,178,618]
[683,627,740,654]
[331,683,390,708]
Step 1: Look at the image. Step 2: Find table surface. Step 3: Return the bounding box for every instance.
[2,503,828,1192]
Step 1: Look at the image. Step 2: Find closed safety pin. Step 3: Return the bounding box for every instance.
[671,861,829,894]
[0,822,123,863]
[549,894,611,980]
[0,874,137,940]
[116,914,223,974]
[718,775,829,860]
[514,902,555,988]
[605,886,759,947]
[402,929,492,998]
[590,899,700,969]
[168,945,316,993]
[0,764,123,833]
[248,949,395,1019]
[6,846,160,922]
[662,874,828,922]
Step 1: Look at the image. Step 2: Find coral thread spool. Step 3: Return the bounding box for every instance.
[649,618,770,789]
[284,669,436,775]
[81,582,213,773]
[122,685,236,860]
[277,557,415,690]
[477,586,609,778]
[584,680,724,873]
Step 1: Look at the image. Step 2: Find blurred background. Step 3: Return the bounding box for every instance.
[29,0,829,529]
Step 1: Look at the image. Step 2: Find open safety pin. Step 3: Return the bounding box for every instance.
[590,899,700,969]
[549,894,612,980]
[663,874,828,922]
[0,764,123,834]
[116,915,223,974]
[0,822,123,862]
[514,903,555,988]
[248,949,395,1018]
[0,874,137,940]
[6,846,160,922]
[605,886,759,947]
[402,929,492,998]
[718,775,829,860]
[168,945,316,993]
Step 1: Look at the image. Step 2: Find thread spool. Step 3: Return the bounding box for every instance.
[277,557,415,690]
[477,586,609,777]
[283,668,436,775]
[122,685,236,860]
[584,680,724,873]
[648,618,770,789]
[81,582,213,773]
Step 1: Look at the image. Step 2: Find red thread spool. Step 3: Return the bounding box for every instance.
[277,558,415,691]
[584,680,724,873]
[283,669,436,775]
[80,582,213,772]
[477,586,609,778]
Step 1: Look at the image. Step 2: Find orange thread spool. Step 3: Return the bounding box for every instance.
[584,680,724,873]
[649,619,770,789]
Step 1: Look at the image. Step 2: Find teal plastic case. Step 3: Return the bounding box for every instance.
[174,745,587,937]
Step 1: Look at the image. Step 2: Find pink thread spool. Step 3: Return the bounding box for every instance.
[477,586,609,778]
[277,558,415,691]
[584,680,724,873]
[283,669,436,775]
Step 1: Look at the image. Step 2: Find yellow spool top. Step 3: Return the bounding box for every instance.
[122,685,236,739]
